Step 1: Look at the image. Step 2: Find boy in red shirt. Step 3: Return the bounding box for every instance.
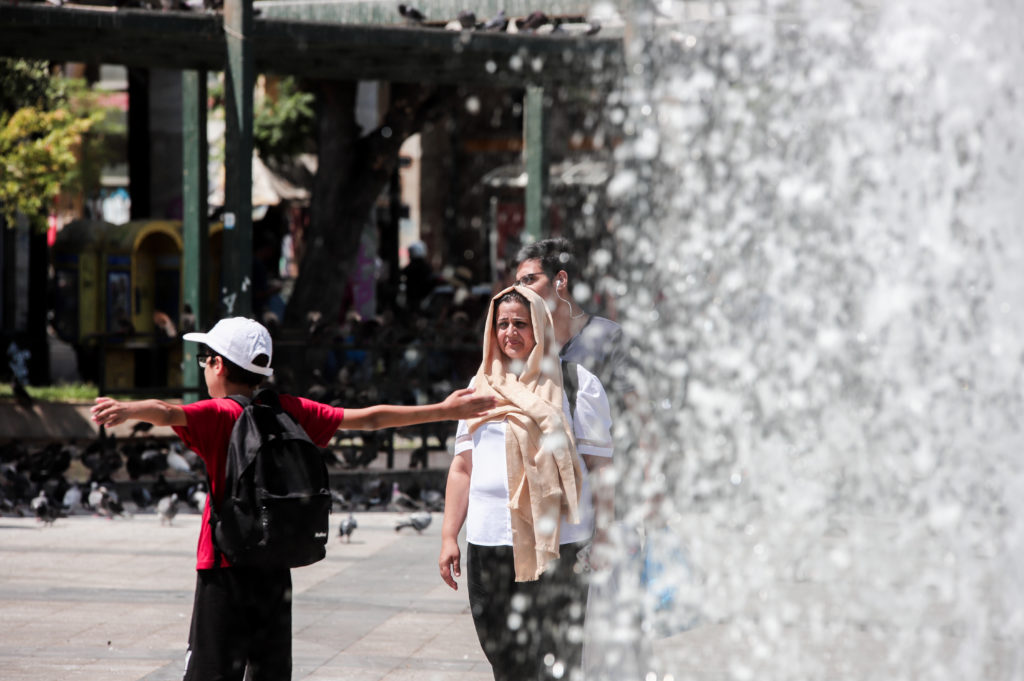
[91,317,493,681]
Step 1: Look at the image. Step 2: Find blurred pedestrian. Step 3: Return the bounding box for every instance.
[400,240,440,317]
[514,238,646,680]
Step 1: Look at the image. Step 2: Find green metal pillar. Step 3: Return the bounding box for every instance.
[182,69,208,403]
[523,84,549,242]
[223,0,253,318]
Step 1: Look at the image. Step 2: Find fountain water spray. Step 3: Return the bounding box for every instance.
[586,1,1024,679]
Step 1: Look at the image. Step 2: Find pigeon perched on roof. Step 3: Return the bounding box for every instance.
[517,10,550,32]
[446,10,476,30]
[395,511,432,533]
[398,3,425,24]
[157,493,179,526]
[481,9,508,31]
[338,513,357,543]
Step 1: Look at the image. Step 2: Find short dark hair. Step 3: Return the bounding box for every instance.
[514,237,579,283]
[202,346,267,388]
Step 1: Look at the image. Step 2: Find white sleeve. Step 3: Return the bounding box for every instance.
[572,365,613,458]
[454,377,475,455]
[454,419,472,454]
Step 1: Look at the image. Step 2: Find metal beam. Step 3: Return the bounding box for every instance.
[181,69,208,402]
[523,84,549,241]
[222,0,253,318]
[0,5,623,88]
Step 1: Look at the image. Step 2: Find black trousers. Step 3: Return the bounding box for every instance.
[183,567,292,681]
[467,542,589,681]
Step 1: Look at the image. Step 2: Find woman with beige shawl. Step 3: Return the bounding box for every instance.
[439,286,613,681]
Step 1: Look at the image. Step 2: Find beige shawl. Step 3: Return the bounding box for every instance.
[466,285,583,581]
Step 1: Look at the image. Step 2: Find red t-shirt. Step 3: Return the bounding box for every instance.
[172,394,345,569]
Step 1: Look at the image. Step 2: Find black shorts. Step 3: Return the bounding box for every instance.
[183,567,292,681]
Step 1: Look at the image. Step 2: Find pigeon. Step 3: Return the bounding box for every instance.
[31,491,60,525]
[395,511,432,533]
[132,486,154,509]
[481,9,508,31]
[420,488,445,511]
[124,442,167,479]
[87,482,104,511]
[92,485,124,518]
[130,421,154,438]
[518,10,550,32]
[165,448,192,474]
[157,493,179,526]
[338,513,357,543]
[103,489,126,518]
[398,3,425,23]
[190,484,208,512]
[62,484,82,512]
[330,488,350,510]
[447,10,475,29]
[388,481,421,511]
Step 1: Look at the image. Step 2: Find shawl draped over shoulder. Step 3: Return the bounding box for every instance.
[465,285,582,581]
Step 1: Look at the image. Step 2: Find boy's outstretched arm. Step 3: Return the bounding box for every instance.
[341,387,495,431]
[91,397,187,428]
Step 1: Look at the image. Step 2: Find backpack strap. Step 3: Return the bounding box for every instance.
[252,387,283,411]
[228,393,251,409]
[208,393,254,568]
[562,360,579,426]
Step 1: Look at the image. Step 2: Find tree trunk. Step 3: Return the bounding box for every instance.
[284,81,449,331]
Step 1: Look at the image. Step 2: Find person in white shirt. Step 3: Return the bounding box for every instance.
[438,286,613,681]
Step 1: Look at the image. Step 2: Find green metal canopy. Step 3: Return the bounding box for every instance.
[0,4,623,87]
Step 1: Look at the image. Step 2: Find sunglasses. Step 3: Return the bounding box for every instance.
[514,272,546,287]
[197,354,217,369]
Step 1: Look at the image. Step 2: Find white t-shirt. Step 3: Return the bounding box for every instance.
[453,363,613,546]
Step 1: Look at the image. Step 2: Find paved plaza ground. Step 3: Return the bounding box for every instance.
[4,504,1005,681]
[0,511,495,681]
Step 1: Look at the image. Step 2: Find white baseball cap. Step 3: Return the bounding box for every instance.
[183,317,274,377]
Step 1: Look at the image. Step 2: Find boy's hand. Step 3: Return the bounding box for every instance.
[441,388,495,420]
[91,397,129,427]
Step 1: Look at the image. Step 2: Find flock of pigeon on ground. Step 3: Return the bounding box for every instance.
[2,425,443,542]
[24,0,604,37]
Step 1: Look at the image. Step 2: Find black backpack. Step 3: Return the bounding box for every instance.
[209,388,331,569]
